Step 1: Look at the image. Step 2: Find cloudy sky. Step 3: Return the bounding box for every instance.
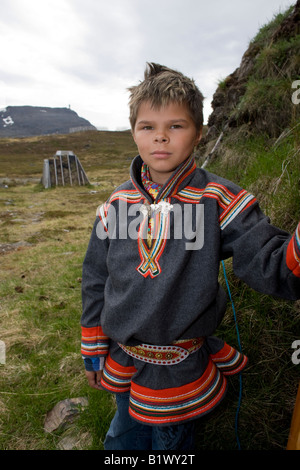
[0,0,296,130]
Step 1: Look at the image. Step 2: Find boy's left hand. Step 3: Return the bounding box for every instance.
[85,370,104,390]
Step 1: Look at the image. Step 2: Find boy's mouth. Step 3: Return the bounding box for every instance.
[151,151,171,156]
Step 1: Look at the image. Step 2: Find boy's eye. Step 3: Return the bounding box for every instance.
[142,126,153,130]
[171,124,182,129]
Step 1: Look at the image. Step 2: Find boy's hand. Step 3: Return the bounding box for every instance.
[85,370,104,390]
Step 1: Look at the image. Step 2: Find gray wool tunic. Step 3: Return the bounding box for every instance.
[81,155,300,425]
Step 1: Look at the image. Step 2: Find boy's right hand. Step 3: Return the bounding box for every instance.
[85,370,104,390]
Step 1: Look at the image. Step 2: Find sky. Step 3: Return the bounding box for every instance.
[0,0,296,130]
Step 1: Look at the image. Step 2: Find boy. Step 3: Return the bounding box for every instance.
[81,63,300,451]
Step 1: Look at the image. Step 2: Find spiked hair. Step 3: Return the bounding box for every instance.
[128,63,204,132]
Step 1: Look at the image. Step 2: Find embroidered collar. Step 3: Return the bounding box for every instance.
[132,155,196,201]
[141,163,162,201]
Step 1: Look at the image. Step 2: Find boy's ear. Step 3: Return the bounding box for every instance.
[131,129,137,145]
[195,127,203,145]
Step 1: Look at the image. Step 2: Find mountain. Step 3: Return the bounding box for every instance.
[0,106,97,138]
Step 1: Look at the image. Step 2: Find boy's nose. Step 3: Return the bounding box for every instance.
[154,133,168,143]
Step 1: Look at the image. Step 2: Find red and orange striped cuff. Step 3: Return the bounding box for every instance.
[81,325,110,357]
[286,223,300,277]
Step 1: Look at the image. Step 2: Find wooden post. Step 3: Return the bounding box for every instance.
[287,382,300,450]
[201,131,224,169]
[77,157,90,185]
[53,157,58,186]
[59,155,65,186]
[42,159,51,188]
[75,155,81,185]
[80,170,85,185]
[67,154,72,185]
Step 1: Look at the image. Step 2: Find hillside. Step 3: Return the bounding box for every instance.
[201,0,300,143]
[0,106,96,138]
[197,0,300,235]
[198,2,300,451]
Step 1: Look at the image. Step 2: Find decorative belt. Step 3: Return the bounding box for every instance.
[118,337,205,365]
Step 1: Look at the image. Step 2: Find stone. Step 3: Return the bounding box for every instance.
[44,397,88,433]
[57,430,93,450]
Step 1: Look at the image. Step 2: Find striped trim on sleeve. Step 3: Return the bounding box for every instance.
[81,326,110,357]
[286,222,300,277]
[219,189,256,230]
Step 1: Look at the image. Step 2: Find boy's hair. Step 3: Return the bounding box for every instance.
[128,63,204,132]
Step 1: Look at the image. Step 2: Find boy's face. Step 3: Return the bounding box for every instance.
[132,101,202,185]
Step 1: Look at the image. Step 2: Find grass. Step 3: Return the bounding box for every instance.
[0,127,299,450]
[214,5,300,138]
[0,131,134,450]
[251,6,294,49]
[0,129,136,178]
[233,77,295,134]
[204,123,300,230]
[199,122,300,450]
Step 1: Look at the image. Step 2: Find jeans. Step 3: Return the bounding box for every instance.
[104,392,195,451]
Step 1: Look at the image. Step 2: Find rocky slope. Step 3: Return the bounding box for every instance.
[0,106,96,138]
[202,0,300,144]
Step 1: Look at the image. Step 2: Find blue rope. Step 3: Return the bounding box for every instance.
[221,260,243,450]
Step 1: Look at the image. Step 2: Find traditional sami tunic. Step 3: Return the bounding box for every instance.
[81,155,300,426]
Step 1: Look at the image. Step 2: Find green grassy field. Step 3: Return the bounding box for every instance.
[0,131,135,450]
[0,129,299,450]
